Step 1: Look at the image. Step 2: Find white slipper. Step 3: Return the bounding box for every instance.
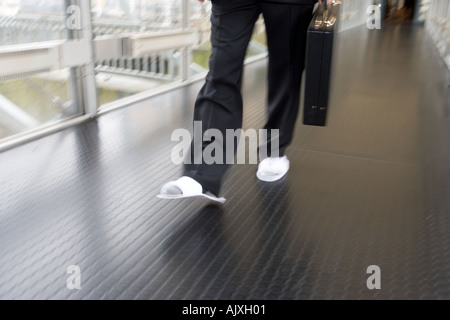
[256,156,290,182]
[157,176,226,204]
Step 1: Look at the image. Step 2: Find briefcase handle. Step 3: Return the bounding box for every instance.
[326,1,340,28]
[314,0,340,30]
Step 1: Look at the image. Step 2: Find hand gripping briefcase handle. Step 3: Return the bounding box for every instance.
[315,1,339,30]
[303,0,341,127]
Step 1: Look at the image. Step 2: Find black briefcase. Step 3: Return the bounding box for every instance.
[303,1,340,126]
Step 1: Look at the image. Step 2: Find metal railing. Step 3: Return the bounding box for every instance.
[0,0,207,150]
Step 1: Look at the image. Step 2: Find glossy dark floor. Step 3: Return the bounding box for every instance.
[1,24,450,300]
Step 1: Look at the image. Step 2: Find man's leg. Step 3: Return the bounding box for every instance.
[183,0,260,196]
[260,3,314,156]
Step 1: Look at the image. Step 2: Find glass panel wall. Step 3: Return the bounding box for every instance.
[0,0,67,46]
[0,0,83,142]
[0,69,76,139]
[91,0,211,106]
[91,0,267,108]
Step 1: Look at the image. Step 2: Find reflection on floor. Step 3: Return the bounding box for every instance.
[0,24,449,300]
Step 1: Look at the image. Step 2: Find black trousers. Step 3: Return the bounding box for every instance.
[184,0,315,196]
